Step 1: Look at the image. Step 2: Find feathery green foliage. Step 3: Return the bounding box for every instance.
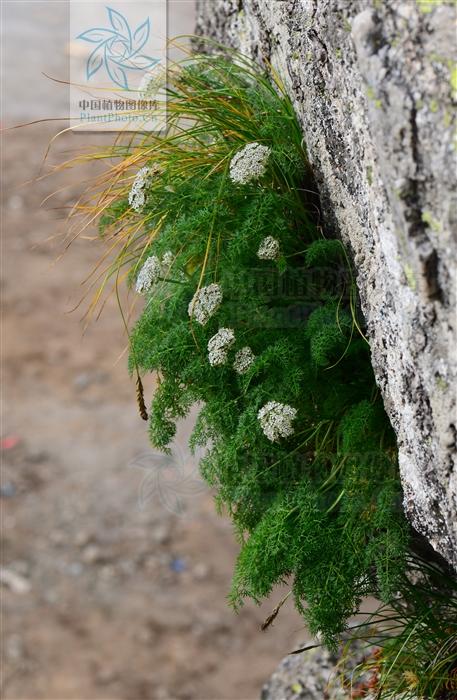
[94,47,408,647]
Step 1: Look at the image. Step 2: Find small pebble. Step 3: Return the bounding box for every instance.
[170,557,186,573]
[192,562,210,580]
[152,524,170,544]
[0,567,31,594]
[82,544,103,565]
[74,371,109,391]
[0,482,17,498]
[74,530,94,548]
[5,635,24,660]
[67,562,83,577]
[73,372,92,391]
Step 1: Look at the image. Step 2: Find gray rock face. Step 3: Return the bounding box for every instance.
[260,645,345,700]
[196,0,457,567]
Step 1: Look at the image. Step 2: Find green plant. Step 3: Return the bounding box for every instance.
[72,44,408,647]
[337,553,457,698]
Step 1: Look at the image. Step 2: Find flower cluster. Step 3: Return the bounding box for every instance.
[135,255,161,293]
[233,346,256,374]
[135,251,173,294]
[257,401,297,442]
[161,251,174,269]
[188,283,223,325]
[207,328,235,366]
[257,236,280,260]
[138,72,154,95]
[229,142,271,185]
[129,166,152,212]
[138,65,166,97]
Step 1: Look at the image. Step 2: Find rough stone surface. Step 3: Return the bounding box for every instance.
[260,640,377,700]
[260,645,344,700]
[196,0,457,568]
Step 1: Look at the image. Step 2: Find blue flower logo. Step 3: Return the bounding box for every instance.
[77,6,160,90]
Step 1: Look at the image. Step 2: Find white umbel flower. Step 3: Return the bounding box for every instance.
[135,256,162,293]
[161,251,186,282]
[138,72,154,95]
[135,251,175,294]
[207,328,235,366]
[257,236,280,260]
[188,283,223,326]
[229,142,271,184]
[258,401,297,442]
[233,346,256,374]
[129,166,151,211]
[138,66,166,97]
[161,251,174,268]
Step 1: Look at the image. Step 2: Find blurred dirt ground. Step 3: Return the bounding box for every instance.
[1,3,310,697]
[1,119,309,698]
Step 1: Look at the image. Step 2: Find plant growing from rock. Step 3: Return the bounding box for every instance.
[73,45,409,648]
